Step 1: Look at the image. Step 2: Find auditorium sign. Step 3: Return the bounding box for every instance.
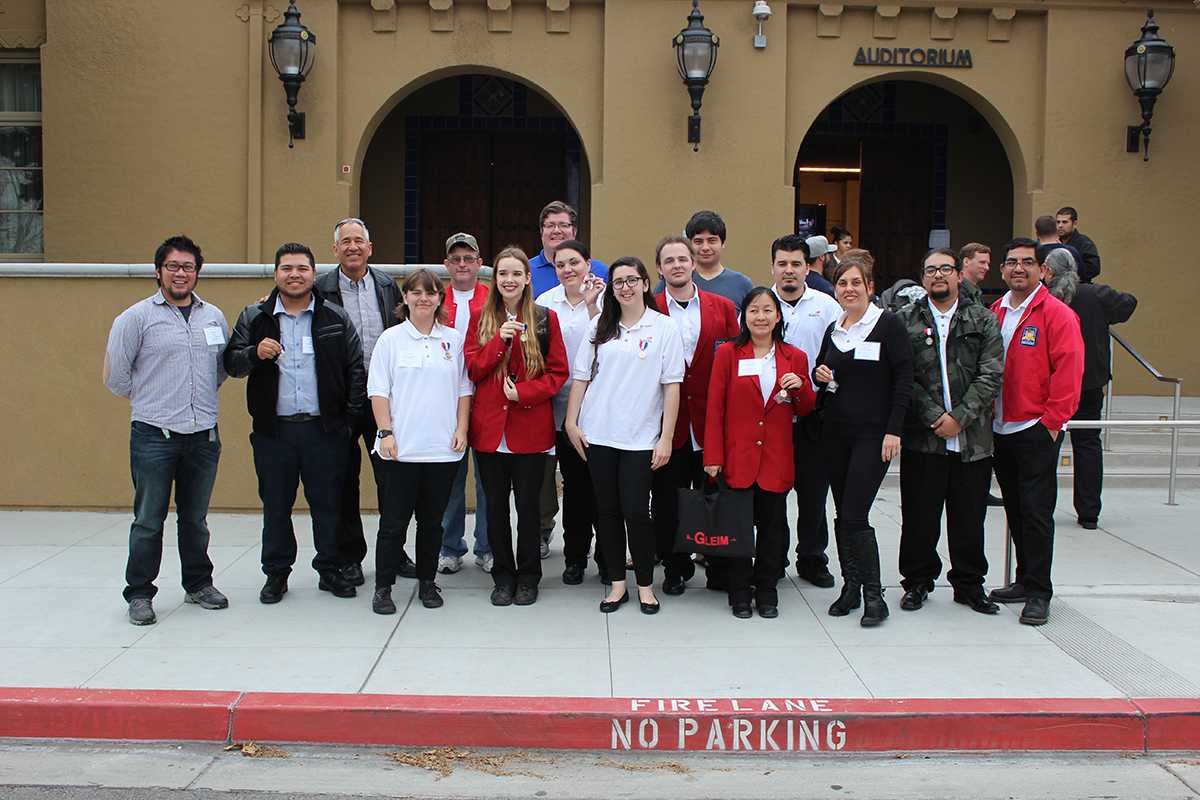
[854,47,973,68]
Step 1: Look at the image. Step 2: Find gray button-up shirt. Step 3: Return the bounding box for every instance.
[274,295,320,416]
[104,290,229,433]
[337,268,384,370]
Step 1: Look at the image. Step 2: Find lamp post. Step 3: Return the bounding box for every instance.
[268,1,317,148]
[673,0,719,152]
[1124,9,1174,162]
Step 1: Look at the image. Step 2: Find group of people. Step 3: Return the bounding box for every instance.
[104,202,1134,629]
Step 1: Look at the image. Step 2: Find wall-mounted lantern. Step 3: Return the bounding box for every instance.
[268,1,317,148]
[752,1,773,49]
[673,0,719,152]
[1124,9,1174,162]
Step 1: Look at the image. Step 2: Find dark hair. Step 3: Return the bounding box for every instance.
[154,234,203,272]
[592,256,656,348]
[539,200,578,230]
[1034,215,1057,237]
[922,247,960,272]
[685,210,727,243]
[274,242,316,269]
[771,234,810,262]
[959,242,991,261]
[1056,206,1079,221]
[655,234,694,266]
[396,267,447,324]
[831,226,852,243]
[832,259,873,286]
[553,239,590,262]
[1000,237,1039,263]
[734,286,785,348]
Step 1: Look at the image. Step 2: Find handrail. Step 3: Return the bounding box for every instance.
[1109,329,1181,385]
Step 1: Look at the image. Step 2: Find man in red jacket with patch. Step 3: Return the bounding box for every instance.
[652,235,740,596]
[987,237,1084,626]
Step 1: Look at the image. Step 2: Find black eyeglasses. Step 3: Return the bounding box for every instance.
[922,265,956,277]
[611,277,644,289]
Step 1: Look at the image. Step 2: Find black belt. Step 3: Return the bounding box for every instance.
[278,413,320,423]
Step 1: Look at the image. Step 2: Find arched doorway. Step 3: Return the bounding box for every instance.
[360,73,591,265]
[795,80,1014,292]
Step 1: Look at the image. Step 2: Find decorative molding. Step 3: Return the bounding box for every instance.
[488,0,512,32]
[873,5,900,39]
[0,29,45,47]
[931,6,958,40]
[817,4,844,38]
[988,7,1016,41]
[546,0,570,33]
[235,4,250,22]
[265,4,281,23]
[430,0,452,32]
[371,0,397,32]
[235,3,280,24]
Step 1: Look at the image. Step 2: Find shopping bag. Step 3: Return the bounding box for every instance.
[674,476,755,558]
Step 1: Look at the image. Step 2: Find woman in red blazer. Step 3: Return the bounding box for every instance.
[466,246,568,607]
[704,287,815,619]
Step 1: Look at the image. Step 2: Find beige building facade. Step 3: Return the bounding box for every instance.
[0,0,1196,508]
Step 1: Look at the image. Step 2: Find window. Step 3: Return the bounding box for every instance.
[0,53,42,257]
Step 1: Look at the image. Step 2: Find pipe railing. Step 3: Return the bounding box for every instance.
[1103,329,1183,453]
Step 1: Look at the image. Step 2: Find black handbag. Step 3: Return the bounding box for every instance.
[674,476,755,558]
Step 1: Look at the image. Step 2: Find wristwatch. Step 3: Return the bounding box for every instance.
[377,429,394,439]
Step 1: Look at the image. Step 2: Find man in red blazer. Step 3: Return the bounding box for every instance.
[987,237,1084,626]
[652,235,740,595]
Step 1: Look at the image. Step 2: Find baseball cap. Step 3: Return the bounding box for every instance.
[445,232,479,254]
[805,235,838,261]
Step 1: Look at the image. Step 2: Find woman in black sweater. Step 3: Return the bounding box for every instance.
[813,260,913,627]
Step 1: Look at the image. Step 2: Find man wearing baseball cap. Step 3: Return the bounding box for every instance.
[804,235,838,296]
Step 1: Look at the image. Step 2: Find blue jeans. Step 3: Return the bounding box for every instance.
[124,422,221,601]
[440,450,490,557]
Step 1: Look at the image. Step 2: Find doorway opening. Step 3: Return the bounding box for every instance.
[795,80,1014,292]
[361,73,591,264]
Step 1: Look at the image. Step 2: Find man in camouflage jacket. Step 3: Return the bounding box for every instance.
[896,248,1004,615]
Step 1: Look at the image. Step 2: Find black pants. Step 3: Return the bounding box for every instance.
[898,449,991,591]
[335,412,383,567]
[374,457,460,585]
[651,445,702,583]
[823,424,890,534]
[251,420,348,578]
[1071,387,1104,523]
[589,444,655,587]
[557,430,601,570]
[792,418,831,570]
[728,484,787,606]
[476,450,546,590]
[993,424,1063,600]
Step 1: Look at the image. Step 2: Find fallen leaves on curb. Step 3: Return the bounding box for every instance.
[594,756,692,775]
[384,747,554,779]
[224,742,290,759]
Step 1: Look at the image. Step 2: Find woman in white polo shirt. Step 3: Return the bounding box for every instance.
[534,239,605,586]
[565,256,685,614]
[367,268,472,614]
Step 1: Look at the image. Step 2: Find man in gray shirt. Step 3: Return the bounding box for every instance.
[655,210,754,307]
[104,235,230,626]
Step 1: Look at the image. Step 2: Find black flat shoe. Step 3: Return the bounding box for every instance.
[662,575,686,596]
[953,588,1000,615]
[640,594,660,615]
[731,603,753,619]
[757,604,779,619]
[600,592,630,613]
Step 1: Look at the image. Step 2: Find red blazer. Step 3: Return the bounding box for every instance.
[991,287,1084,432]
[444,283,489,326]
[655,288,739,450]
[465,308,569,453]
[704,341,816,493]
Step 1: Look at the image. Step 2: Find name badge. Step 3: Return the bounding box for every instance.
[301,336,315,354]
[737,358,763,377]
[203,325,225,346]
[854,342,881,361]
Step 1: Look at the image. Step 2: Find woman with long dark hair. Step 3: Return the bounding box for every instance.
[367,268,472,613]
[467,247,569,607]
[813,261,913,627]
[564,256,685,614]
[704,287,815,618]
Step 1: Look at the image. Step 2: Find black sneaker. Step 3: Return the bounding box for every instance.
[342,563,366,587]
[514,585,539,606]
[259,575,288,604]
[490,585,514,606]
[418,580,444,609]
[318,570,357,598]
[128,598,156,626]
[372,586,396,615]
[396,555,418,580]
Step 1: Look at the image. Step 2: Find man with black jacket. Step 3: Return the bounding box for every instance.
[1040,246,1137,530]
[314,218,402,587]
[1055,206,1101,283]
[225,242,367,603]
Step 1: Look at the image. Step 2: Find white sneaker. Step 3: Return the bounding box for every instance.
[475,553,494,573]
[438,554,462,574]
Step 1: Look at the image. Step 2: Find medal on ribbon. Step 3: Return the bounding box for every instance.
[638,339,649,359]
[441,341,452,361]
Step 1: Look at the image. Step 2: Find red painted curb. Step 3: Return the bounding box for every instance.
[1133,699,1200,751]
[0,688,240,742]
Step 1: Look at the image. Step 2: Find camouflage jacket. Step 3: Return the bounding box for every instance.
[898,295,1004,462]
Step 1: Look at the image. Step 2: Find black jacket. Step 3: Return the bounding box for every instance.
[1070,283,1137,390]
[313,265,402,331]
[1062,230,1101,283]
[224,289,367,436]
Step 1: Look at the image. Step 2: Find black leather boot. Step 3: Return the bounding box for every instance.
[855,528,889,627]
[828,519,861,617]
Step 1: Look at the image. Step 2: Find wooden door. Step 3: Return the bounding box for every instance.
[858,135,933,290]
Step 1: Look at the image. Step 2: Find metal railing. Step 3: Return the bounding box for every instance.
[1103,329,1183,454]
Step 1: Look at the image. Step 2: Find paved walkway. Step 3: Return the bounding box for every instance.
[3,484,1199,701]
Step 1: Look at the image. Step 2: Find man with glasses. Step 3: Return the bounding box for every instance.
[897,248,1004,616]
[987,238,1083,625]
[314,218,401,587]
[530,201,609,298]
[105,235,230,625]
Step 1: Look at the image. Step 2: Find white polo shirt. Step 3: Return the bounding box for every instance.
[573,308,685,451]
[831,302,883,353]
[535,285,602,429]
[367,320,474,463]
[774,284,841,365]
[929,299,961,453]
[994,284,1043,435]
